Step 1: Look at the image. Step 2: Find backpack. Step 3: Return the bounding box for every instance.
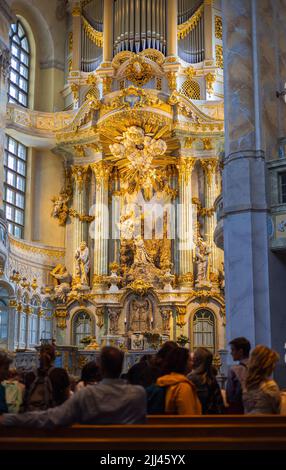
[25,368,55,412]
[146,384,166,414]
[3,381,23,414]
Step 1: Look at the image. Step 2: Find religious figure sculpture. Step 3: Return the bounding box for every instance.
[75,241,90,286]
[51,190,70,226]
[130,298,151,332]
[50,264,72,302]
[134,236,154,265]
[195,236,211,284]
[108,308,121,335]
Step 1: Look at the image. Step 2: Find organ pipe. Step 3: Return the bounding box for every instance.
[81,0,103,72]
[113,0,167,54]
[177,0,205,63]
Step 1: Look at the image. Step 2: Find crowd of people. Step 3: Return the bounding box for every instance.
[0,337,283,429]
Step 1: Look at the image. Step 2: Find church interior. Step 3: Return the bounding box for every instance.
[0,0,286,400]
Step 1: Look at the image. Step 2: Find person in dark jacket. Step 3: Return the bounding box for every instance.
[188,347,225,414]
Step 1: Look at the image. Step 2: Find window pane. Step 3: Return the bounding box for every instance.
[18,144,26,160]
[15,209,24,225]
[17,159,26,175]
[20,51,29,66]
[6,188,15,204]
[20,64,28,79]
[9,85,17,99]
[5,205,14,220]
[16,175,25,191]
[18,92,27,106]
[21,38,29,52]
[11,57,19,71]
[16,192,24,209]
[14,226,22,238]
[8,155,16,170]
[10,70,18,85]
[12,44,20,58]
[7,171,15,186]
[18,23,25,38]
[19,77,28,92]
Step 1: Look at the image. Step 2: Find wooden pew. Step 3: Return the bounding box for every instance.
[1,415,286,450]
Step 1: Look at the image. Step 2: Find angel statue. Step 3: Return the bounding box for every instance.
[75,241,90,286]
[51,190,70,226]
[50,264,72,302]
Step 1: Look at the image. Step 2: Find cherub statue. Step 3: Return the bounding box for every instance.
[51,190,70,226]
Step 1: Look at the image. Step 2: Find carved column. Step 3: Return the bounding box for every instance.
[71,2,81,71]
[71,165,90,276]
[200,158,218,272]
[103,0,113,63]
[167,0,178,56]
[177,157,196,282]
[91,161,111,286]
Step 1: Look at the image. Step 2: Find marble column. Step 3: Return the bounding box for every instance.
[222,0,271,347]
[200,158,219,272]
[177,158,196,282]
[91,161,111,286]
[167,0,178,56]
[71,2,81,71]
[103,0,113,63]
[71,165,90,277]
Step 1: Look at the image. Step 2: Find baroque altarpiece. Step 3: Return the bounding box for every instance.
[0,0,226,369]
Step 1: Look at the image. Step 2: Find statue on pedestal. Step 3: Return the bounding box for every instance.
[75,241,90,287]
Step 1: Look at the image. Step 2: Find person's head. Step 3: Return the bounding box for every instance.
[49,368,70,406]
[39,343,56,370]
[81,361,101,385]
[154,341,179,369]
[0,349,12,382]
[100,346,124,379]
[229,337,251,361]
[193,347,213,373]
[245,345,279,391]
[163,347,190,375]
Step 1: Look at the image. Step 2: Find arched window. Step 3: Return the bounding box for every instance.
[73,311,92,347]
[40,301,53,341]
[29,297,40,347]
[4,135,27,238]
[0,299,8,343]
[193,309,215,353]
[8,20,30,107]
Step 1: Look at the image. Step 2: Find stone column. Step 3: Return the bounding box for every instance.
[222,0,271,347]
[103,0,113,63]
[71,165,90,276]
[71,2,81,71]
[177,158,196,283]
[200,158,219,272]
[167,0,178,56]
[91,161,111,287]
[204,0,214,61]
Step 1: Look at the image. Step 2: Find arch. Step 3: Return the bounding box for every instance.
[71,309,95,347]
[191,308,216,353]
[180,79,201,100]
[0,279,15,298]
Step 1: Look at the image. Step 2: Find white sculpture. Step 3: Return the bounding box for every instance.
[196,237,211,283]
[50,265,71,302]
[75,241,90,286]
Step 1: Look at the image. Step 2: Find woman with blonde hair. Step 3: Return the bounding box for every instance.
[243,345,281,414]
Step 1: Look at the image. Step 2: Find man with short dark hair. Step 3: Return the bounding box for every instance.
[0,347,146,428]
[226,337,251,413]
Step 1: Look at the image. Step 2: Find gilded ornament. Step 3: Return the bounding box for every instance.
[184,66,196,79]
[54,308,68,329]
[9,299,18,308]
[177,157,196,179]
[102,76,113,95]
[74,145,85,158]
[167,72,177,92]
[215,16,223,40]
[81,15,103,47]
[125,55,153,87]
[68,209,95,223]
[202,137,214,150]
[72,6,81,16]
[216,45,223,69]
[205,73,216,95]
[68,32,73,53]
[31,278,38,291]
[127,279,153,297]
[178,4,204,39]
[71,165,90,192]
[200,158,218,185]
[184,137,196,148]
[96,307,105,329]
[70,83,79,101]
[176,306,187,328]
